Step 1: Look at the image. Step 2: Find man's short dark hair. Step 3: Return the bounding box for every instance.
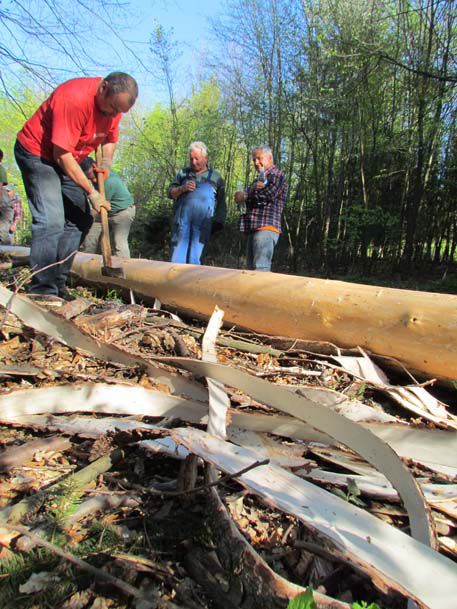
[103,72,138,103]
[80,157,96,173]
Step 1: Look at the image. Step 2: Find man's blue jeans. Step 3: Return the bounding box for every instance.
[170,182,215,265]
[14,140,92,294]
[247,229,279,271]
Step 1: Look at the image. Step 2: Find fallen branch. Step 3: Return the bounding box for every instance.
[186,325,283,357]
[0,448,124,525]
[0,435,72,472]
[15,493,142,552]
[184,474,351,609]
[144,457,270,498]
[2,522,152,602]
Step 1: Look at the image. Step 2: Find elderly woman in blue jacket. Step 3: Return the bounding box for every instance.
[168,141,226,265]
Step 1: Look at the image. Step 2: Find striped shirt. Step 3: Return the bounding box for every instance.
[239,165,287,233]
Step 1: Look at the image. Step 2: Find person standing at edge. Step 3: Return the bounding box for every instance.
[168,141,226,265]
[0,186,23,245]
[0,149,8,186]
[234,146,287,272]
[14,72,138,300]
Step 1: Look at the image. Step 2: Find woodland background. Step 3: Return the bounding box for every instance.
[1,0,456,289]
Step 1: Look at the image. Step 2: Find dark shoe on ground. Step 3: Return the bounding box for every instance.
[58,287,77,302]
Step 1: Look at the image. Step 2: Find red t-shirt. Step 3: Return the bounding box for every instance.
[17,77,121,163]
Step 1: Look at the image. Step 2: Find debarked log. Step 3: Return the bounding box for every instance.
[2,245,457,381]
[67,252,457,382]
[0,246,30,267]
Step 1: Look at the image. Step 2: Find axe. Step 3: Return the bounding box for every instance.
[95,146,125,279]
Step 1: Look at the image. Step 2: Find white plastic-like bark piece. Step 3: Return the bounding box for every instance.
[202,306,230,439]
[0,284,206,401]
[159,357,434,547]
[171,426,457,609]
[333,352,457,428]
[1,382,456,468]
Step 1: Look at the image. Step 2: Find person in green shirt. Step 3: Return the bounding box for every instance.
[79,157,135,258]
[0,149,8,186]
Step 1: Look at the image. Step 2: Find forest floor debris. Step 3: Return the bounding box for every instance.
[0,263,456,609]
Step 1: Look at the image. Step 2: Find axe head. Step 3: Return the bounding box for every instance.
[102,265,125,279]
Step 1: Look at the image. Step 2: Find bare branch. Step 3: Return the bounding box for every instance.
[380,53,457,83]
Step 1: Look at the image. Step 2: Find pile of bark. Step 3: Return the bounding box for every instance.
[0,262,456,609]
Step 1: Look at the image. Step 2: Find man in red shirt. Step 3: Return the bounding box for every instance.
[14,72,138,299]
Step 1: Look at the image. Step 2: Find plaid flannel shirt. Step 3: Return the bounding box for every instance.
[11,194,23,229]
[1,187,23,232]
[239,165,287,233]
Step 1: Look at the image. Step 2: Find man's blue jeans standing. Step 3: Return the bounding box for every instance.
[247,229,279,271]
[170,182,215,265]
[14,140,92,295]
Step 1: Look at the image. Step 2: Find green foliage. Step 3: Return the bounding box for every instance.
[0,86,41,190]
[43,475,83,524]
[287,586,317,609]
[286,592,382,609]
[0,513,130,608]
[331,477,366,507]
[86,520,129,553]
[0,85,43,247]
[0,548,76,609]
[104,288,124,303]
[2,1,456,277]
[355,381,366,400]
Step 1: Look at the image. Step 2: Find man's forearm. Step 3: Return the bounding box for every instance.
[248,175,283,206]
[100,142,116,170]
[53,147,94,194]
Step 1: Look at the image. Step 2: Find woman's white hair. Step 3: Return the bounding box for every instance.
[189,141,208,157]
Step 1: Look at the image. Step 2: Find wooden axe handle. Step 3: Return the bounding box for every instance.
[95,146,113,268]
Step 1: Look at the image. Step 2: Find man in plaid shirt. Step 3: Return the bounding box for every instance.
[235,146,287,271]
[0,186,23,245]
